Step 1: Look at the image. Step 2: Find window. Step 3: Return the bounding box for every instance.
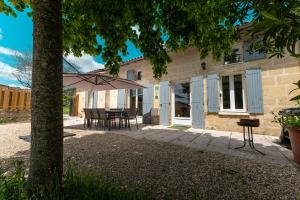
[243,40,266,62]
[137,71,142,80]
[224,49,241,64]
[126,70,136,80]
[220,74,245,112]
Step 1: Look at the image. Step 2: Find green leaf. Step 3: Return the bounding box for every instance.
[290,95,300,102]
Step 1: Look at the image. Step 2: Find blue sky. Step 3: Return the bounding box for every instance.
[0,9,142,88]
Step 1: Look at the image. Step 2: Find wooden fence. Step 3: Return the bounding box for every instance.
[0,85,31,110]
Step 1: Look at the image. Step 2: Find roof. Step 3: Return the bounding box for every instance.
[120,56,145,66]
[88,68,107,74]
[88,56,145,74]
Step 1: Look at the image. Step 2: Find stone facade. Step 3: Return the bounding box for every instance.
[76,43,300,136]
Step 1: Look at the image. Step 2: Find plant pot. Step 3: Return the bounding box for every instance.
[288,128,300,164]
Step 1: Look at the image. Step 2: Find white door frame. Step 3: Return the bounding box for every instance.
[171,82,191,126]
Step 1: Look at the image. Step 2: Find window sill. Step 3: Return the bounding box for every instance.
[218,111,249,116]
[222,61,243,66]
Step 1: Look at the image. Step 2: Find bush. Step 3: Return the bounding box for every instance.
[0,161,147,200]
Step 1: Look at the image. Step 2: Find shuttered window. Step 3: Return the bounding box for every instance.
[191,76,205,129]
[142,84,153,115]
[207,74,219,113]
[127,70,136,80]
[220,74,246,112]
[117,89,126,108]
[243,40,266,62]
[85,91,90,108]
[92,91,98,108]
[246,68,264,114]
[159,81,170,125]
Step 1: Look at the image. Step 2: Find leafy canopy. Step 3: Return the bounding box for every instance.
[1,0,251,78]
[62,0,252,78]
[250,0,300,58]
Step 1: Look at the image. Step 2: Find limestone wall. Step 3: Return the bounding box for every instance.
[117,47,300,136]
[75,43,300,136]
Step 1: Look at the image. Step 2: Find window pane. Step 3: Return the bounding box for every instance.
[224,49,241,64]
[234,75,243,109]
[137,89,143,116]
[222,76,230,109]
[130,89,136,109]
[174,83,190,117]
[137,71,142,80]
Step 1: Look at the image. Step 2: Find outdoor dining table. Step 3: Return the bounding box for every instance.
[104,109,128,130]
[84,108,138,130]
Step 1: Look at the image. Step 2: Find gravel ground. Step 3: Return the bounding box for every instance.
[1,122,300,199]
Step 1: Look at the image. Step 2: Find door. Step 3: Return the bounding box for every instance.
[129,88,144,116]
[172,82,191,126]
[159,81,170,126]
[191,76,204,128]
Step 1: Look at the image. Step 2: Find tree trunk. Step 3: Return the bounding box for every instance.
[28,0,63,189]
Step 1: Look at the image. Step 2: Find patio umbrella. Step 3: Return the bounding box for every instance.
[63,72,144,91]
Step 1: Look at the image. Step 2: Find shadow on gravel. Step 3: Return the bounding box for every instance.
[1,128,300,200]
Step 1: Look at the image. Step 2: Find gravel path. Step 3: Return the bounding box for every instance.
[1,122,300,199]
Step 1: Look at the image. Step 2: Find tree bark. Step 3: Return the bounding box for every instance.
[28,0,63,189]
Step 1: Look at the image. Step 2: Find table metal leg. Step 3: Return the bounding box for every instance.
[249,127,265,155]
[247,126,254,149]
[235,126,246,149]
[234,126,265,156]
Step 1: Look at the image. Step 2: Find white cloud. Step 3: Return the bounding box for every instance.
[64,53,104,73]
[7,83,29,89]
[0,46,23,57]
[0,61,17,80]
[0,28,3,40]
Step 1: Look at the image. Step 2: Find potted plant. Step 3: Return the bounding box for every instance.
[274,80,300,164]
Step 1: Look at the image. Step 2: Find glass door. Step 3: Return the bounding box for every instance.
[173,82,191,125]
[129,89,143,116]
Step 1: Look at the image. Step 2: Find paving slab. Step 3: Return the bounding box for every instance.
[171,132,200,146]
[206,133,231,154]
[186,133,211,150]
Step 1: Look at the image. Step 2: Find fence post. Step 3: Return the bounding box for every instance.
[3,90,9,110]
[11,90,17,110]
[26,92,31,110]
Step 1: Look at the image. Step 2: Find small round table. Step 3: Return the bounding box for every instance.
[235,119,265,155]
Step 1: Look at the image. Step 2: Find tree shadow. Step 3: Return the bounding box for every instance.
[1,127,300,199]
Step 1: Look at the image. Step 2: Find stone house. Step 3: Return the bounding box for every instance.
[76,28,300,136]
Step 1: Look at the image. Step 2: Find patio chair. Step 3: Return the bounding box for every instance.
[91,108,100,129]
[125,108,138,129]
[83,108,92,128]
[109,108,123,129]
[96,108,107,129]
